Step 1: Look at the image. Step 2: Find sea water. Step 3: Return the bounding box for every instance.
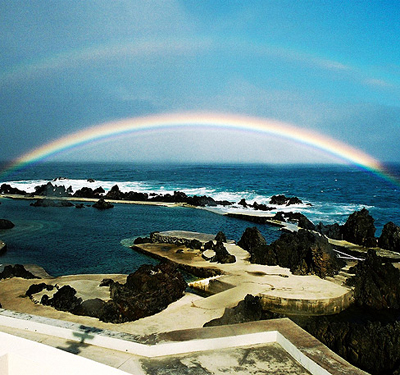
[0,162,399,276]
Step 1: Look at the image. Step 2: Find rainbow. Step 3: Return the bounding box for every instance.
[1,112,398,186]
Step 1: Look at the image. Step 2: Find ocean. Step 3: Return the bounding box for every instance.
[0,162,399,276]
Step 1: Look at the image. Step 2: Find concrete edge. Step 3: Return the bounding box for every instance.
[0,309,367,374]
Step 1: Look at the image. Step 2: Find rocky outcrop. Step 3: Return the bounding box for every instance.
[204,294,281,327]
[0,183,27,195]
[0,219,14,229]
[342,208,376,247]
[92,198,114,209]
[99,261,187,323]
[214,231,227,243]
[73,186,104,198]
[305,315,400,375]
[41,285,82,313]
[30,199,74,207]
[238,227,343,278]
[0,264,40,280]
[0,241,6,256]
[272,212,315,230]
[378,222,400,252]
[315,222,343,240]
[346,249,400,309]
[34,182,71,197]
[269,194,303,206]
[25,283,54,297]
[208,240,236,264]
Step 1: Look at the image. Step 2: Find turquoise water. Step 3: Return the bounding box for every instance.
[0,162,399,276]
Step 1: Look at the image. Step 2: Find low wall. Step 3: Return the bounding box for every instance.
[260,289,354,316]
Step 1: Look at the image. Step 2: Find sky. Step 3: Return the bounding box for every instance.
[1,1,399,164]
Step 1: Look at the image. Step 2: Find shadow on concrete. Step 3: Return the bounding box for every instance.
[57,325,103,355]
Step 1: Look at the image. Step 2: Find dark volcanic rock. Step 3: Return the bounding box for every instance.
[269,194,303,206]
[77,298,106,318]
[30,199,74,207]
[0,219,14,229]
[98,261,187,323]
[105,185,124,200]
[209,240,236,264]
[272,212,315,230]
[0,264,40,280]
[73,186,104,198]
[304,314,400,375]
[378,222,400,252]
[133,236,152,244]
[92,198,114,209]
[34,182,71,197]
[204,294,282,327]
[342,208,376,247]
[346,249,400,309]
[0,183,27,195]
[25,283,54,297]
[189,239,202,250]
[204,295,263,327]
[315,222,343,240]
[42,285,82,313]
[214,231,227,243]
[237,227,267,252]
[241,228,343,278]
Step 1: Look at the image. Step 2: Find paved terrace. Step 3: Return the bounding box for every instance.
[0,310,367,374]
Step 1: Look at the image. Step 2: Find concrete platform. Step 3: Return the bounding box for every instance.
[0,310,367,374]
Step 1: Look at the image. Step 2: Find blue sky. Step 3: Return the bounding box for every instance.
[1,1,399,164]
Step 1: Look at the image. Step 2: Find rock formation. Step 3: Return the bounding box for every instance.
[272,212,315,230]
[0,183,27,195]
[269,194,303,206]
[208,240,236,264]
[41,285,82,313]
[0,219,14,229]
[99,261,187,323]
[92,198,114,209]
[0,264,39,280]
[346,249,400,309]
[238,227,343,278]
[341,208,376,247]
[378,222,400,252]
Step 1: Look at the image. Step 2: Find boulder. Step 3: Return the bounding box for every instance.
[238,198,248,207]
[214,231,227,243]
[237,227,267,252]
[204,294,282,327]
[25,283,54,297]
[346,249,400,309]
[209,240,235,264]
[342,208,376,247]
[92,198,114,210]
[269,194,303,206]
[98,261,187,323]
[0,264,40,280]
[378,222,400,252]
[42,285,82,313]
[0,219,14,229]
[77,298,106,318]
[73,187,102,198]
[189,239,202,250]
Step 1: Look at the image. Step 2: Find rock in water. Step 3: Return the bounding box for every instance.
[346,249,400,309]
[0,219,14,229]
[92,198,114,209]
[99,261,187,323]
[378,221,400,252]
[342,208,376,247]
